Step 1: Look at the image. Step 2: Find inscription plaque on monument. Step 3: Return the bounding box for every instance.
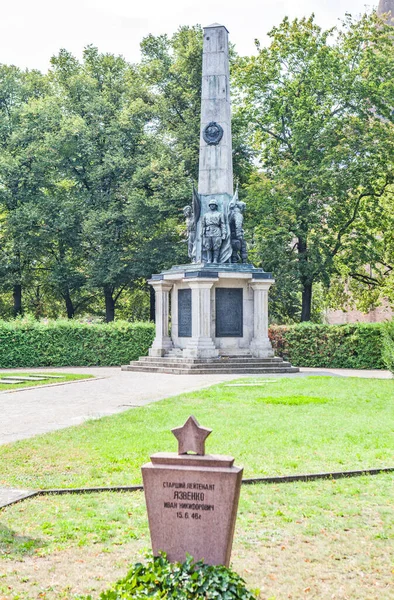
[178,289,192,337]
[215,288,243,337]
[142,416,243,566]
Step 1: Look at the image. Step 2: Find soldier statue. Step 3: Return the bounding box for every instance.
[183,205,197,263]
[229,199,248,263]
[202,198,226,263]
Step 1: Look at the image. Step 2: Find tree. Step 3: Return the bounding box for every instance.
[45,46,159,321]
[0,65,49,315]
[235,12,394,321]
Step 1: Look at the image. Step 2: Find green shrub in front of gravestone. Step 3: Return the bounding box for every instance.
[82,554,258,599]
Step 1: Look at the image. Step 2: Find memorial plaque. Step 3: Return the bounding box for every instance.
[215,288,243,337]
[178,289,192,337]
[142,416,243,566]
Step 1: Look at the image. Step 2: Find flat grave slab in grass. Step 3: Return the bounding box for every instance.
[0,372,93,391]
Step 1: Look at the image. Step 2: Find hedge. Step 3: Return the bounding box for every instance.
[269,322,386,369]
[0,318,155,368]
[382,320,394,374]
[0,318,389,369]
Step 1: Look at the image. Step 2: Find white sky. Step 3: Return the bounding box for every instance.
[1,0,375,72]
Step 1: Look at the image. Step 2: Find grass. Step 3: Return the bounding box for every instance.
[0,376,392,490]
[0,474,392,598]
[0,375,393,598]
[0,372,93,391]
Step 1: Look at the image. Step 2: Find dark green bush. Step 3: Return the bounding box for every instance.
[382,320,394,374]
[269,322,385,369]
[88,554,258,599]
[0,317,389,370]
[0,316,155,367]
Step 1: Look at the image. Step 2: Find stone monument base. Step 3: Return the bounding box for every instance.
[122,355,298,375]
[122,263,298,374]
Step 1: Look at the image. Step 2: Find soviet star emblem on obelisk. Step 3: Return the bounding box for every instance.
[142,415,243,566]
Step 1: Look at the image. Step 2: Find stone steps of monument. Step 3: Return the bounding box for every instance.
[138,356,285,366]
[122,360,298,374]
[134,360,293,370]
[122,366,298,374]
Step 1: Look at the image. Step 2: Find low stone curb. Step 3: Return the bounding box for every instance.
[1,467,393,509]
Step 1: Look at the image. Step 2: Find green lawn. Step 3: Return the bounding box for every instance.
[0,372,93,391]
[0,375,393,599]
[0,376,392,490]
[0,475,392,598]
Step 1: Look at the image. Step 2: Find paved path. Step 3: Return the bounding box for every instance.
[301,367,392,379]
[0,367,252,445]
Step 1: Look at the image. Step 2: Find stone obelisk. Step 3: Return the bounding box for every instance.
[195,24,233,263]
[198,24,233,196]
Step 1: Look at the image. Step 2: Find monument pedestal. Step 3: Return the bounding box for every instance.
[122,263,299,374]
[153,263,275,359]
[122,263,298,374]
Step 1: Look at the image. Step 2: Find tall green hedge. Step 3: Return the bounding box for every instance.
[269,322,386,369]
[0,318,155,368]
[382,320,394,374]
[0,318,390,369]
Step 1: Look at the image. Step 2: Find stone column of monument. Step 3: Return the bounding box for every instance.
[149,280,173,357]
[250,281,275,358]
[183,281,218,358]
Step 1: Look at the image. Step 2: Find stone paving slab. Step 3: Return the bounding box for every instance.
[0,487,36,508]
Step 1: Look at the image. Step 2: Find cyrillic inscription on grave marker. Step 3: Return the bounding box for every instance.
[142,416,243,566]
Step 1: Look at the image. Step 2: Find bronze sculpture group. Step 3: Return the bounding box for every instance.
[183,187,248,265]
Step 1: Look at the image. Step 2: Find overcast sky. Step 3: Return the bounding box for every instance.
[1,0,375,72]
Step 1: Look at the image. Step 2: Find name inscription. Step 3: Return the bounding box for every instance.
[162,481,215,519]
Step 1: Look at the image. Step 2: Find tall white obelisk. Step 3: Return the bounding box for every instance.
[195,24,233,263]
[198,24,233,196]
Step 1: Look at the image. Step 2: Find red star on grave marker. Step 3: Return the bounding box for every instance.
[171,415,212,456]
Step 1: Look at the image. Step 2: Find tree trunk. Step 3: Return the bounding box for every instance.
[13,284,22,317]
[149,285,155,322]
[301,282,312,322]
[64,289,75,319]
[104,286,115,323]
[297,234,312,322]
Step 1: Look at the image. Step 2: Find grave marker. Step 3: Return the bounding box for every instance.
[142,415,243,566]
